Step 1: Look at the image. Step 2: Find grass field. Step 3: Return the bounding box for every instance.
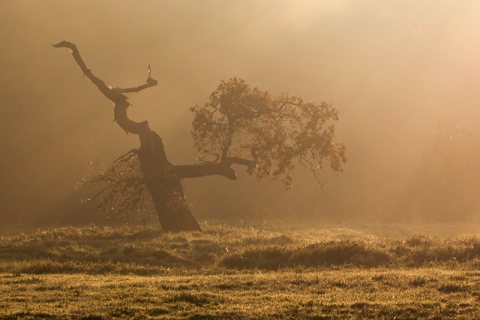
[1,222,480,319]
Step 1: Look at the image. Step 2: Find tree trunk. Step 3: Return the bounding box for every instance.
[138,130,201,232]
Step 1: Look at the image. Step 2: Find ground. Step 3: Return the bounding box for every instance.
[1,221,480,319]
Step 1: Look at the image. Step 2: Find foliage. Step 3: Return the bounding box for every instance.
[76,158,154,221]
[190,78,347,188]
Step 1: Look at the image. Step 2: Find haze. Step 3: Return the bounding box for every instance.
[1,0,480,227]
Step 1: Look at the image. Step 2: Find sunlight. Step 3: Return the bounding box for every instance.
[274,0,349,31]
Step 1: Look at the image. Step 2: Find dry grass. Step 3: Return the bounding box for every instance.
[2,269,480,319]
[1,222,480,318]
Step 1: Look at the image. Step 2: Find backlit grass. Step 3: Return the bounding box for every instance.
[1,222,480,318]
[2,269,480,319]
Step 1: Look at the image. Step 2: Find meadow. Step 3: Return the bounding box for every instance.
[1,221,480,319]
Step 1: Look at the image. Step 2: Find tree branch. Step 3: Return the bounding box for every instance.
[116,77,158,93]
[53,41,117,102]
[174,163,237,180]
[224,156,255,169]
[54,41,158,135]
[174,156,255,180]
[114,148,139,163]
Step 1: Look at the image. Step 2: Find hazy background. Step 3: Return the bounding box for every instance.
[1,0,480,227]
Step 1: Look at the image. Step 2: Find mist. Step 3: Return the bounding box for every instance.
[1,0,480,227]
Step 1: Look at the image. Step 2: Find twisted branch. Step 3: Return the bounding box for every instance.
[53,41,157,135]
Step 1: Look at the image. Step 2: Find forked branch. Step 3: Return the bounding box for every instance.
[53,40,158,135]
[53,41,157,101]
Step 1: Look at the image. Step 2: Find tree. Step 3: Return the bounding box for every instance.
[54,41,347,232]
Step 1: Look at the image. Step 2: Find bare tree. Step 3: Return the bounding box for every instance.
[55,41,347,232]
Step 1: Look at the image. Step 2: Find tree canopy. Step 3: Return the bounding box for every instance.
[191,78,347,189]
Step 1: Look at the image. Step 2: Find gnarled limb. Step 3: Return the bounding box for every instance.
[174,155,255,180]
[113,100,150,135]
[53,41,113,100]
[116,78,158,94]
[174,163,237,180]
[223,156,255,169]
[53,40,157,135]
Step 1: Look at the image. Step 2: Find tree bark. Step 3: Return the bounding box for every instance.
[138,130,201,232]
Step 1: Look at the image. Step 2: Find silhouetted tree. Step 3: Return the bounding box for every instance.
[55,41,347,232]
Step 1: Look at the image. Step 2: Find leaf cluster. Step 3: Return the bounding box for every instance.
[191,78,347,188]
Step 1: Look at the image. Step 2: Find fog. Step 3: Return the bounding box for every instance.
[1,0,480,227]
